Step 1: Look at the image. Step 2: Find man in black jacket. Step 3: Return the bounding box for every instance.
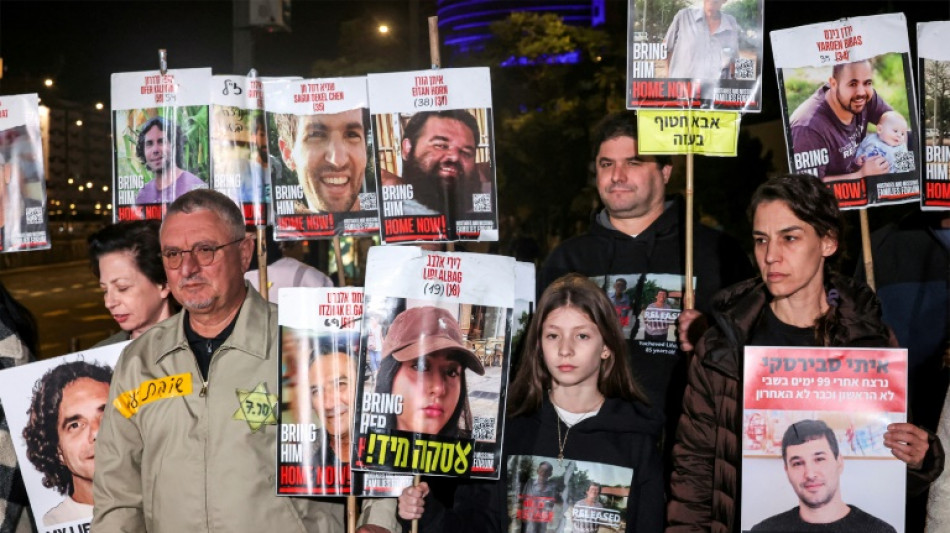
[539,111,754,486]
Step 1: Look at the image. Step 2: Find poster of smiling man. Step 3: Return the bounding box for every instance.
[772,13,920,209]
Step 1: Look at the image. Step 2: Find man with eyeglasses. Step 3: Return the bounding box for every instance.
[92,189,361,531]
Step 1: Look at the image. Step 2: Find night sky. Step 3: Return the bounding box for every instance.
[1,1,948,111]
[0,0,425,104]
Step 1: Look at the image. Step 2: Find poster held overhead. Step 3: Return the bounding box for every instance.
[263,76,379,239]
[626,0,764,111]
[918,21,950,210]
[351,246,515,480]
[111,67,212,221]
[368,67,498,243]
[771,13,920,209]
[210,74,269,225]
[0,93,49,252]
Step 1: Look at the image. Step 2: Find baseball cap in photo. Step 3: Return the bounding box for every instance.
[381,306,485,375]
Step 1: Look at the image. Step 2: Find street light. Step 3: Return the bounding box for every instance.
[95,102,104,110]
[44,78,53,87]
[75,120,83,127]
[378,24,390,34]
[86,181,93,188]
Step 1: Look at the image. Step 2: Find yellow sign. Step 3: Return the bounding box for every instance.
[114,373,193,419]
[637,110,740,156]
[233,381,278,432]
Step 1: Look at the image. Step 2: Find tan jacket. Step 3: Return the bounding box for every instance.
[92,287,346,532]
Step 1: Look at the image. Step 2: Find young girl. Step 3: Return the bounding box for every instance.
[398,273,665,532]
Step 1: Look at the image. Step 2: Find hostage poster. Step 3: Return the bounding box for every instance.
[507,454,632,533]
[771,13,920,209]
[741,346,907,532]
[626,0,764,111]
[0,342,126,533]
[111,67,211,221]
[368,67,498,243]
[351,246,514,479]
[263,76,379,239]
[210,75,268,225]
[918,21,950,209]
[276,287,411,497]
[0,93,49,252]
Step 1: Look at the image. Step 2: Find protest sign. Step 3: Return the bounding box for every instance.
[210,75,268,225]
[368,67,498,243]
[772,13,920,209]
[741,346,907,532]
[263,76,379,238]
[0,93,49,252]
[626,0,764,111]
[276,287,411,497]
[111,68,211,220]
[918,21,950,209]
[351,246,515,479]
[0,342,126,532]
[637,109,740,155]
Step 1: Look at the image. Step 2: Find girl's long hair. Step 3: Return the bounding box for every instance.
[508,273,646,418]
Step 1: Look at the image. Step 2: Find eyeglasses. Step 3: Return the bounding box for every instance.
[161,237,244,269]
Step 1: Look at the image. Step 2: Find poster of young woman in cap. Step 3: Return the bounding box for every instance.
[276,287,412,497]
[351,246,516,480]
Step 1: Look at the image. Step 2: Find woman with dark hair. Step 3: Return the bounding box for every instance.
[668,174,943,532]
[397,274,664,532]
[373,306,482,438]
[88,220,176,345]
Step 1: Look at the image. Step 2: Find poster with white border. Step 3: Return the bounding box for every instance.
[263,76,379,239]
[368,67,498,243]
[111,68,211,220]
[771,13,920,209]
[918,21,950,210]
[351,246,514,480]
[0,342,126,533]
[0,93,49,252]
[741,346,906,532]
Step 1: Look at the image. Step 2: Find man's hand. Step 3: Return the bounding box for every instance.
[398,482,430,521]
[676,309,707,352]
[860,155,890,177]
[884,422,929,470]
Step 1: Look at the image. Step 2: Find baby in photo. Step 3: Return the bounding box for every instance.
[856,110,915,172]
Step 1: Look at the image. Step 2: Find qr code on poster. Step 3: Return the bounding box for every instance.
[472,416,496,441]
[25,207,43,225]
[359,192,377,211]
[472,194,491,213]
[734,58,755,81]
[892,150,915,173]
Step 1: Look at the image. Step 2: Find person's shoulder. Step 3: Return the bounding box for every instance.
[749,507,800,531]
[846,505,897,532]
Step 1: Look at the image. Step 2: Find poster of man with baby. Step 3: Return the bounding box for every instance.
[771,13,920,209]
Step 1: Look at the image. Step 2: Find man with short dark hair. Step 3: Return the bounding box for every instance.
[751,419,896,532]
[539,112,753,482]
[23,361,112,526]
[789,59,893,182]
[134,116,206,204]
[93,189,352,532]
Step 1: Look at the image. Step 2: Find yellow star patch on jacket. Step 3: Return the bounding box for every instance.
[233,382,278,431]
